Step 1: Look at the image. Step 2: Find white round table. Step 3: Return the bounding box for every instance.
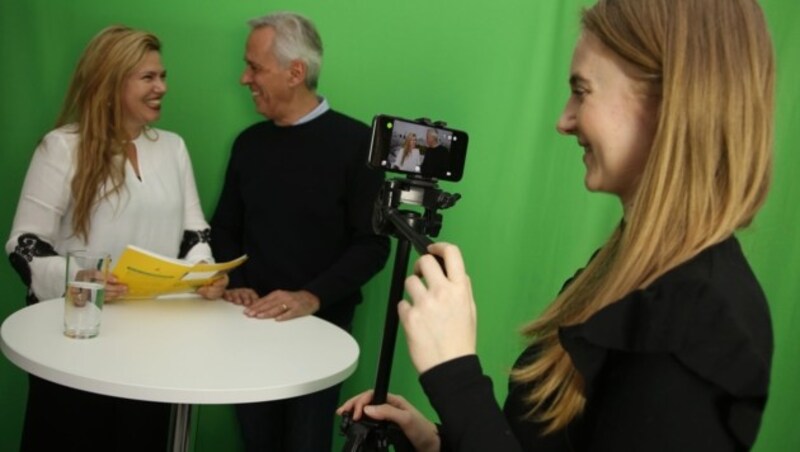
[0,297,360,451]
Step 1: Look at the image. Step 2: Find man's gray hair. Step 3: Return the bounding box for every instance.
[426,128,441,145]
[248,12,323,89]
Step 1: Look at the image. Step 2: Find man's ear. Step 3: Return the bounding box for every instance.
[287,60,307,87]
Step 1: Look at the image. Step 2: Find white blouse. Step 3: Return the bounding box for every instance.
[5,125,212,301]
[390,147,424,173]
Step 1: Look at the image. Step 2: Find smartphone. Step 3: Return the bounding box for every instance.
[367,114,469,182]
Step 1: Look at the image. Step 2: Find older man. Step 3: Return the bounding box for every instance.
[420,128,450,178]
[210,12,389,451]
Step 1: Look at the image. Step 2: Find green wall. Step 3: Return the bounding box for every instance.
[1,1,797,451]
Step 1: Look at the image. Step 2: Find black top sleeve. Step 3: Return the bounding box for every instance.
[420,355,524,452]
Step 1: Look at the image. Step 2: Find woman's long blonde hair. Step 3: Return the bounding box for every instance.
[55,25,161,241]
[513,0,774,432]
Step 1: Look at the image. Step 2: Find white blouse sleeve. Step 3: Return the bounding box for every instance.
[5,132,73,302]
[176,137,213,264]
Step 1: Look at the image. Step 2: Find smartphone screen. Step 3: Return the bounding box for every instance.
[368,115,468,181]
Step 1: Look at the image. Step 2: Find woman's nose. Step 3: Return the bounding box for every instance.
[154,77,167,93]
[556,105,576,135]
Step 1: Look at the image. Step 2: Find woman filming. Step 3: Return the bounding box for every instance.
[339,0,774,450]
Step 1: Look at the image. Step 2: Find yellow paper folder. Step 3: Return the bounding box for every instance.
[112,245,247,299]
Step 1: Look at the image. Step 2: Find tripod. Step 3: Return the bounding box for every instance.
[341,176,460,451]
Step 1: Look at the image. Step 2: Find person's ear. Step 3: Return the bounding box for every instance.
[287,60,307,87]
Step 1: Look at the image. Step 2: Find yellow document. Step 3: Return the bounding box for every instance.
[112,245,247,299]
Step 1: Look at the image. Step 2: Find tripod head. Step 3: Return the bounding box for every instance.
[372,175,461,251]
[340,174,460,451]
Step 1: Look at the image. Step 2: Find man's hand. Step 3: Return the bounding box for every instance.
[244,289,320,321]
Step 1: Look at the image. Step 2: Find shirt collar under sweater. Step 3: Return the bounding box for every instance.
[293,96,329,125]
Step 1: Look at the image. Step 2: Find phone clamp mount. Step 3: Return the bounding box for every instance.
[340,174,461,451]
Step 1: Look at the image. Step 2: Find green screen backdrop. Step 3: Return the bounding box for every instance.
[1,1,798,451]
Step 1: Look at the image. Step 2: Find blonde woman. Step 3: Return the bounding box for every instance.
[391,132,424,172]
[339,0,774,450]
[6,26,225,450]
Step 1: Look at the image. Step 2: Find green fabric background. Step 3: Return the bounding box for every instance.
[1,1,797,450]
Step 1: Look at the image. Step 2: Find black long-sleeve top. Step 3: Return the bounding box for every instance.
[420,236,772,451]
[210,110,390,327]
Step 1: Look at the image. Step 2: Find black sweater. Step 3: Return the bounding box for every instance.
[421,236,772,451]
[210,110,390,327]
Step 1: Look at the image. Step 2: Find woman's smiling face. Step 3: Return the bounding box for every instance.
[556,32,660,207]
[121,50,167,137]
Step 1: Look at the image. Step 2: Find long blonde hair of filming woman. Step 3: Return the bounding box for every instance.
[55,25,161,241]
[512,0,774,433]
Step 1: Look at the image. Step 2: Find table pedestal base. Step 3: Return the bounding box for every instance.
[169,403,194,452]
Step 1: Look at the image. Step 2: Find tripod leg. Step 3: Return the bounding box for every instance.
[341,238,414,451]
[372,238,412,404]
